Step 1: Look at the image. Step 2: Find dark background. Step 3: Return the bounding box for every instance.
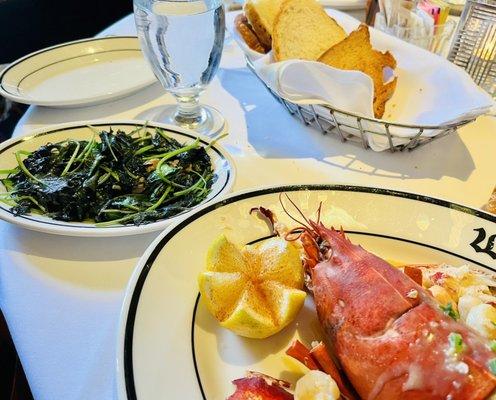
[0,1,132,398]
[0,0,133,140]
[0,0,133,63]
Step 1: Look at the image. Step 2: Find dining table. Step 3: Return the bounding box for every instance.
[0,9,495,400]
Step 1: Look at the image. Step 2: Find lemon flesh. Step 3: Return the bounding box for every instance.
[198,235,306,339]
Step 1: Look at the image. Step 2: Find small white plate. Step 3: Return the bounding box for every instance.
[117,185,496,400]
[0,120,235,237]
[0,37,157,108]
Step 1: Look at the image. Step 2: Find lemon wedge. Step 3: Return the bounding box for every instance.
[198,235,306,339]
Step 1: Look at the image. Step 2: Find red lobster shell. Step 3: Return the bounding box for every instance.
[302,221,496,399]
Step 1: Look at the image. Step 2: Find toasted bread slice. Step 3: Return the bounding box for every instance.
[273,0,346,62]
[484,187,496,214]
[374,78,397,119]
[244,0,283,50]
[235,14,269,54]
[319,24,397,118]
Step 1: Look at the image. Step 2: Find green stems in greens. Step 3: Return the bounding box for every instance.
[134,144,156,156]
[103,133,118,162]
[205,132,228,150]
[75,134,95,162]
[0,196,16,207]
[157,175,185,189]
[0,167,19,175]
[99,209,135,214]
[156,127,172,141]
[144,138,200,161]
[124,166,139,180]
[97,172,111,186]
[129,121,148,137]
[100,165,119,182]
[133,135,152,144]
[153,139,201,187]
[95,213,139,227]
[61,142,81,176]
[146,186,171,211]
[70,138,96,174]
[15,151,43,184]
[173,173,207,197]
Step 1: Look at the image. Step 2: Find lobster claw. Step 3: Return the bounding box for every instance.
[227,372,293,400]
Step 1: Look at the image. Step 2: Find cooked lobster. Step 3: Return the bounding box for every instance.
[290,207,496,399]
[227,372,294,399]
[228,199,496,399]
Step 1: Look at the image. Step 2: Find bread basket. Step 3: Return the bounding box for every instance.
[245,58,475,152]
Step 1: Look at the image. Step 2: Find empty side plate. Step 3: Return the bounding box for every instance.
[0,36,157,108]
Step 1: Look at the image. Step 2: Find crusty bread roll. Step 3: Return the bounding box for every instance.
[319,24,397,118]
[272,0,346,61]
[244,0,283,50]
[235,14,269,54]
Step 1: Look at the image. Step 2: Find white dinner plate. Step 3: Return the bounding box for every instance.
[117,185,496,400]
[0,37,157,108]
[0,120,235,237]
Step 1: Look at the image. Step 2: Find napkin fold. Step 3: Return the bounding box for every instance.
[256,60,375,118]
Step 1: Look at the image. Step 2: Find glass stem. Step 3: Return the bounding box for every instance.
[172,93,205,127]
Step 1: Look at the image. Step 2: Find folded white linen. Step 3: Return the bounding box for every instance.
[229,9,495,151]
[256,59,375,118]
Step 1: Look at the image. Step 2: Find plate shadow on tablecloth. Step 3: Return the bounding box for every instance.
[15,82,164,128]
[218,67,475,182]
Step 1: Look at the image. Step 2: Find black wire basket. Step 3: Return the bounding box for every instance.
[246,58,475,152]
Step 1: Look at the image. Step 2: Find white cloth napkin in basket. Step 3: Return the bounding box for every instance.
[230,9,495,151]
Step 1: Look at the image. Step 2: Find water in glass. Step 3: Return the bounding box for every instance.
[134,0,225,131]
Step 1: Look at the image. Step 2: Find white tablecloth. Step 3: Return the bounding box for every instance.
[1,13,495,400]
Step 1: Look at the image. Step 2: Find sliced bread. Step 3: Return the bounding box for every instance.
[244,0,284,50]
[235,14,269,53]
[318,24,397,118]
[272,0,346,62]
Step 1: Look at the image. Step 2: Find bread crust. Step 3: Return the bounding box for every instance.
[245,2,272,49]
[319,24,397,118]
[374,77,397,119]
[235,14,269,54]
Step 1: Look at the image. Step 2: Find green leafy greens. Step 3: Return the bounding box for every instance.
[0,126,217,226]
